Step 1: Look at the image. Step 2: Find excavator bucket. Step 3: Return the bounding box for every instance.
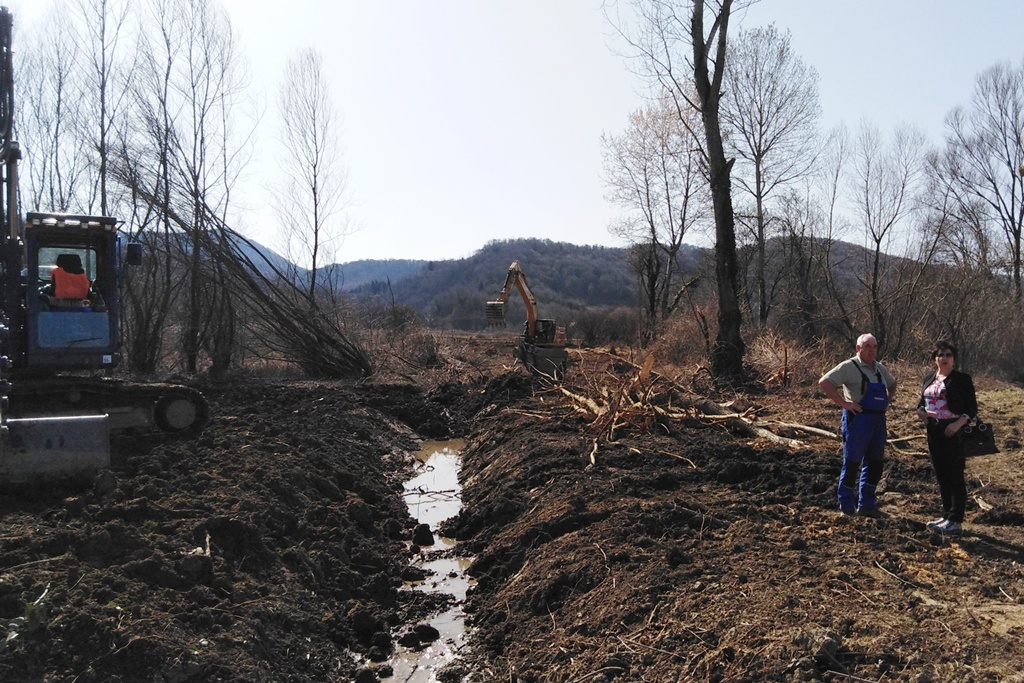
[1,415,110,486]
[485,301,506,327]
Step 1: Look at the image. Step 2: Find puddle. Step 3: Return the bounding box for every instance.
[387,439,472,682]
[405,440,466,530]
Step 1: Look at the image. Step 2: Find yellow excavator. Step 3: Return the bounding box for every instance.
[486,261,568,378]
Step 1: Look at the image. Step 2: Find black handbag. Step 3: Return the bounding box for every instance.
[962,418,998,457]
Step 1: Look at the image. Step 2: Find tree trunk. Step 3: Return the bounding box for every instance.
[755,174,768,324]
[691,0,745,380]
[708,147,745,378]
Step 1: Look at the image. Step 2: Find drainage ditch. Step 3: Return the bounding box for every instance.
[387,439,472,682]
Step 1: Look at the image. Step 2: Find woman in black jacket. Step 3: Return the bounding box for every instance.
[915,341,978,534]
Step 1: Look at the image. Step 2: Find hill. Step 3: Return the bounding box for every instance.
[231,236,429,292]
[348,238,704,329]
[240,237,657,327]
[331,259,425,291]
[240,234,920,337]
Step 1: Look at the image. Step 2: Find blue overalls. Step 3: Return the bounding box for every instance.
[838,363,890,512]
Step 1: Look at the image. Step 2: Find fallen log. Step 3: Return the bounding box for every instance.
[765,421,838,439]
[678,395,803,448]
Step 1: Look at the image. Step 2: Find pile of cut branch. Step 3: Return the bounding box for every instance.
[557,352,820,462]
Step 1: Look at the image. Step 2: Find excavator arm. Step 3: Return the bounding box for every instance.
[0,9,15,240]
[485,261,538,337]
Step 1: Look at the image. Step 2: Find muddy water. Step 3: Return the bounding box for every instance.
[390,439,472,682]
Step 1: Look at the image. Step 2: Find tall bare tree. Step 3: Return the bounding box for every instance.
[17,4,91,212]
[114,0,185,373]
[70,0,134,216]
[722,23,820,325]
[172,0,248,376]
[689,0,745,379]
[848,122,927,349]
[813,125,859,342]
[942,60,1024,300]
[915,166,999,364]
[602,97,709,341]
[614,0,746,380]
[276,47,349,302]
[924,152,1000,273]
[112,0,249,376]
[769,184,829,343]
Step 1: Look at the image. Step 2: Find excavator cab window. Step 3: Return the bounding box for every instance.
[39,247,97,298]
[533,319,557,345]
[30,242,112,350]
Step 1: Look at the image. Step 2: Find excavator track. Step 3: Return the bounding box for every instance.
[7,376,210,434]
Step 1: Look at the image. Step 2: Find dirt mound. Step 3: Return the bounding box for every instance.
[0,380,465,682]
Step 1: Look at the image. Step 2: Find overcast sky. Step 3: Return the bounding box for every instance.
[10,0,1024,264]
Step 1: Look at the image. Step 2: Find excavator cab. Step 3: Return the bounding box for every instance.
[19,213,122,371]
[532,319,560,345]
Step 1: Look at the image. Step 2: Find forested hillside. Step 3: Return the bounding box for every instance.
[348,238,705,331]
[334,259,426,291]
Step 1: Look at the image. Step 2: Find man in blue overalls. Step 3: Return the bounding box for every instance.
[818,334,898,517]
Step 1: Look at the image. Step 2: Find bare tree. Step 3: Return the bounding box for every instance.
[912,169,997,362]
[769,184,829,343]
[70,0,134,216]
[812,125,861,342]
[112,0,250,377]
[171,0,248,376]
[614,0,746,380]
[722,23,820,325]
[275,47,350,302]
[17,3,91,212]
[112,0,367,378]
[848,122,927,349]
[689,0,745,379]
[924,151,1001,273]
[112,165,372,378]
[909,147,1015,367]
[942,60,1024,299]
[114,0,186,373]
[602,97,709,341]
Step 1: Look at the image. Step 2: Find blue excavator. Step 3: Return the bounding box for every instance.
[0,7,207,485]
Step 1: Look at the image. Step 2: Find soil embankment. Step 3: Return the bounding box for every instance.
[443,366,1024,682]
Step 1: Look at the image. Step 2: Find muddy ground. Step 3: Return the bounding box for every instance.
[0,337,1022,682]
